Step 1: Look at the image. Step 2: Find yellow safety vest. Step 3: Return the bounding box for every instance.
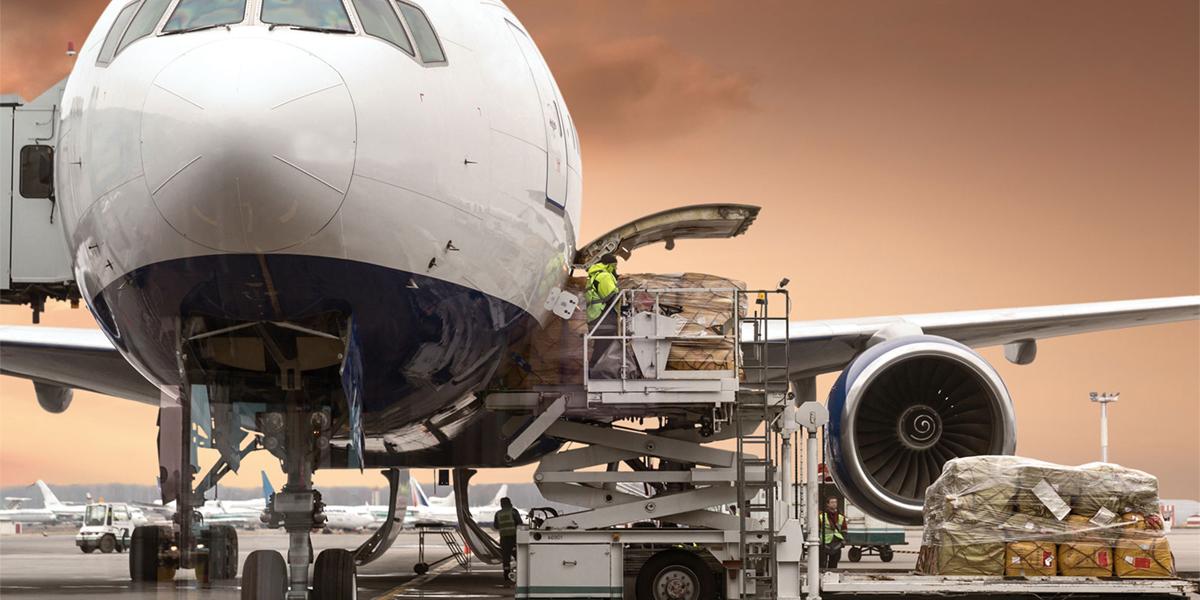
[585,263,618,322]
[496,508,518,537]
[820,511,846,544]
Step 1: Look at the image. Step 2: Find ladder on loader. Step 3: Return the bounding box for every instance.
[489,287,798,600]
[736,291,790,599]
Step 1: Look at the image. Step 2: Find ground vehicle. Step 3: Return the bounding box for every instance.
[76,503,138,554]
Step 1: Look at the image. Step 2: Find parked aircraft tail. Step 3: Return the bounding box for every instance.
[490,484,509,507]
[261,471,275,501]
[34,480,64,508]
[408,475,431,507]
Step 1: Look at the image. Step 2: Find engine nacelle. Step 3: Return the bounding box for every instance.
[33,382,73,413]
[827,335,1016,525]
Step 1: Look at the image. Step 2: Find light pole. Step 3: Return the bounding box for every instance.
[1090,392,1120,463]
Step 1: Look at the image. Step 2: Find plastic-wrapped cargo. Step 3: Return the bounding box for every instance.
[497,273,745,387]
[622,273,746,371]
[1058,515,1114,576]
[919,457,1173,578]
[1114,513,1175,577]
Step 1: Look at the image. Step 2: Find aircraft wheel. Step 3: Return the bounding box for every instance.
[312,548,357,600]
[879,546,895,563]
[130,526,172,582]
[241,550,287,600]
[635,549,714,600]
[848,546,863,562]
[206,525,239,581]
[413,562,429,575]
[99,534,117,554]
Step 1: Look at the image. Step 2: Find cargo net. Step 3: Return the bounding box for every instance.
[917,456,1175,578]
[497,273,745,388]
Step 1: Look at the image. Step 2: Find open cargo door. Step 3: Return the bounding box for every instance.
[573,204,759,268]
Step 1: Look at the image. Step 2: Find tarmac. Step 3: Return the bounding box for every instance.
[0,527,1197,598]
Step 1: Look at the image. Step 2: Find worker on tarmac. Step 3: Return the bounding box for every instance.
[820,496,848,569]
[585,254,620,373]
[493,497,523,582]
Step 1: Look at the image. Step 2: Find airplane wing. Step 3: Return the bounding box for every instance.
[762,296,1200,379]
[0,326,160,406]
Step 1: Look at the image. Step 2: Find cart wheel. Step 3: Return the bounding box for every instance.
[847,547,862,563]
[413,562,429,575]
[879,546,894,562]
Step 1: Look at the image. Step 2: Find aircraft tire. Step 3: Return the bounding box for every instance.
[204,525,239,581]
[312,548,357,600]
[130,525,170,582]
[99,534,116,554]
[635,549,714,600]
[241,550,287,600]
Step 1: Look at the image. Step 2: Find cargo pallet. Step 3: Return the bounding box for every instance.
[814,572,1195,597]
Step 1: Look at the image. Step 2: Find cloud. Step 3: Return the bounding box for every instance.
[537,33,753,146]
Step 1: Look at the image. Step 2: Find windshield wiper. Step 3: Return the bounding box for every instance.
[283,25,354,34]
[161,23,229,36]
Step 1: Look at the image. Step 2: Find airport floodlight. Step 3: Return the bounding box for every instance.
[1090,392,1120,463]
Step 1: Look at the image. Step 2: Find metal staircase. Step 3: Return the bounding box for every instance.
[735,290,790,599]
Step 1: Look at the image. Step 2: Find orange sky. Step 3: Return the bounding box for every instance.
[1,1,1197,497]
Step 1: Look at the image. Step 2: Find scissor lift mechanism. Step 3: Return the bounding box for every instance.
[488,287,804,599]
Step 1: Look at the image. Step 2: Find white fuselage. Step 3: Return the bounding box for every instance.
[55,0,582,464]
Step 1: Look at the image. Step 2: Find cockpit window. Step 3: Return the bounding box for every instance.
[262,0,354,32]
[96,1,140,65]
[163,0,247,33]
[117,0,173,53]
[349,0,413,55]
[395,1,444,63]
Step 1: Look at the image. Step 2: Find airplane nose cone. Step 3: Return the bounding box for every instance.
[142,38,355,252]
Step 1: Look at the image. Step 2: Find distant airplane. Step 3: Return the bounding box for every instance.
[403,475,518,529]
[33,480,87,522]
[0,496,56,525]
[137,471,273,528]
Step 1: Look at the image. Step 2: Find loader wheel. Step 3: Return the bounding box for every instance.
[636,549,714,600]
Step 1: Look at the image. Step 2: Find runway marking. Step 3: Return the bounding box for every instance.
[372,558,459,599]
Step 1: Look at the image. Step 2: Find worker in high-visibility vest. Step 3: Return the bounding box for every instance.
[585,254,620,374]
[819,496,848,568]
[492,497,523,582]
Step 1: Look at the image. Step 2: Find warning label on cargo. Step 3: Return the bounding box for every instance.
[1032,479,1071,520]
[1090,506,1117,527]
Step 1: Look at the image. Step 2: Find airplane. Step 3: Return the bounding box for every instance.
[33,480,88,521]
[0,497,57,525]
[0,0,1195,597]
[320,505,377,532]
[137,470,273,528]
[403,475,517,529]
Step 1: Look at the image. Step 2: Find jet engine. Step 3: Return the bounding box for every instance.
[826,335,1016,525]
